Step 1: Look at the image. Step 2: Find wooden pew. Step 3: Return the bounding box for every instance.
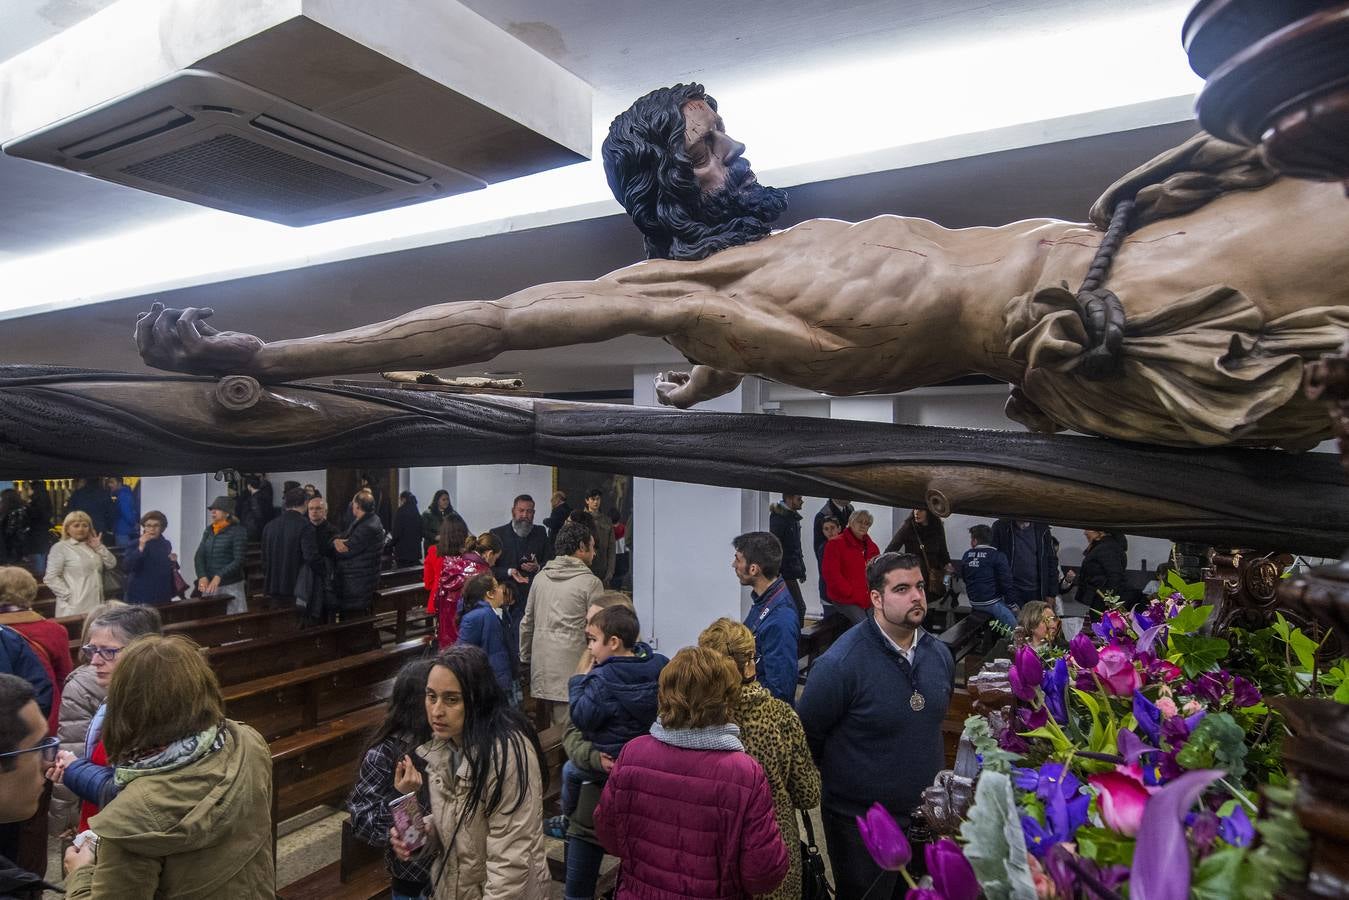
[207,618,382,686]
[165,607,299,647]
[797,613,847,683]
[52,594,231,642]
[371,584,432,642]
[270,704,386,826]
[224,638,430,741]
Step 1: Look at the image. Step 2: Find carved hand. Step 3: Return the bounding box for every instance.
[135,303,265,376]
[654,370,694,408]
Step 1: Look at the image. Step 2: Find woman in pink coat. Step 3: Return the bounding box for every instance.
[594,646,789,899]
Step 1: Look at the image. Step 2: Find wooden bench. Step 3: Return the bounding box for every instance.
[276,821,390,900]
[51,594,232,642]
[166,607,300,647]
[797,613,847,683]
[225,638,431,741]
[208,618,382,686]
[372,584,432,642]
[271,704,386,826]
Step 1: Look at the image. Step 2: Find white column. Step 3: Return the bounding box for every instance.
[631,368,760,655]
[139,474,211,583]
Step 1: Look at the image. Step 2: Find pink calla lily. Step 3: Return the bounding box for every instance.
[1088,771,1151,836]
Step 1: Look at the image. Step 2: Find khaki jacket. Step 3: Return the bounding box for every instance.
[417,735,549,900]
[518,556,603,702]
[65,720,275,899]
[44,539,116,618]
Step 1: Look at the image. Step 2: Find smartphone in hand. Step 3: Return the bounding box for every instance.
[389,792,427,852]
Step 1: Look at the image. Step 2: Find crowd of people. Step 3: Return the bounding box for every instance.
[0,476,1143,899]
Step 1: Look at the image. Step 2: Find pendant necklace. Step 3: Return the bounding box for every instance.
[909,691,926,712]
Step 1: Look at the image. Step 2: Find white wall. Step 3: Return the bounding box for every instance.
[453,465,553,538]
[632,368,759,654]
[140,474,211,583]
[265,470,326,506]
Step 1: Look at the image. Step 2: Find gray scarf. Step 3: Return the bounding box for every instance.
[649,720,744,752]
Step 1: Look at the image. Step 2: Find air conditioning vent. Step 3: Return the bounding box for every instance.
[4,70,487,226]
[122,133,390,214]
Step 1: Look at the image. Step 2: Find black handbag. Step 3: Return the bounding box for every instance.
[800,811,834,899]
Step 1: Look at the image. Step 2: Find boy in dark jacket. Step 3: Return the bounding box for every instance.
[959,524,1017,628]
[557,605,667,834]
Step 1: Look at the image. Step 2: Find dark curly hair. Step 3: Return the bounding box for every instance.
[603,83,787,262]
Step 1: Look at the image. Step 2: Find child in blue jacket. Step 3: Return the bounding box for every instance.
[455,573,517,703]
[558,605,667,829]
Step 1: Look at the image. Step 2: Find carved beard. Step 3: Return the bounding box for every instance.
[668,157,788,262]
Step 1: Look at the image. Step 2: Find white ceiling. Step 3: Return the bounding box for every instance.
[0,0,1205,392]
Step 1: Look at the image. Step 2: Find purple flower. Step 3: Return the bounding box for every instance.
[1014,762,1083,803]
[1186,672,1229,704]
[1231,675,1262,709]
[1162,710,1206,747]
[1130,769,1223,900]
[1017,704,1048,731]
[1010,645,1044,702]
[1134,691,1162,744]
[1021,813,1053,858]
[856,802,911,871]
[926,838,979,900]
[905,890,943,900]
[1043,658,1069,724]
[1092,610,1128,641]
[1069,631,1099,668]
[1046,783,1090,844]
[1188,810,1219,855]
[1119,727,1163,764]
[1220,806,1254,847]
[998,724,1031,754]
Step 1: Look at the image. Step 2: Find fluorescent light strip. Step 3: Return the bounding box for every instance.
[0,4,1201,318]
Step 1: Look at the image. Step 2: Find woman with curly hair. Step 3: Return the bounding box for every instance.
[700,617,821,900]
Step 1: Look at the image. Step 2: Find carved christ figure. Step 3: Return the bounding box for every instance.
[136,84,1349,450]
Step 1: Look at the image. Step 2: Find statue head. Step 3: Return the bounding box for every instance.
[603,83,788,262]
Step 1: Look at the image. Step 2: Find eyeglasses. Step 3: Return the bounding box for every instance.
[752,654,763,667]
[0,735,59,766]
[81,644,123,662]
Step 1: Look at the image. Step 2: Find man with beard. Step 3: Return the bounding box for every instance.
[797,553,954,899]
[490,494,553,650]
[136,86,1345,450]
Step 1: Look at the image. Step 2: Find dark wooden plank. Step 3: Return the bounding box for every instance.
[207,618,381,686]
[276,859,390,900]
[164,607,299,647]
[225,638,429,741]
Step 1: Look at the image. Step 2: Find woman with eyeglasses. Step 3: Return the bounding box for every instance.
[699,618,820,900]
[121,511,178,605]
[48,605,163,832]
[1015,601,1064,653]
[61,636,274,898]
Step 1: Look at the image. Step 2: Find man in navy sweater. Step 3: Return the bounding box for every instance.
[734,531,799,706]
[959,524,1018,628]
[797,552,954,899]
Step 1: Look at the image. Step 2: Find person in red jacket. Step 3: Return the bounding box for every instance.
[822,509,880,627]
[0,567,72,735]
[594,645,789,899]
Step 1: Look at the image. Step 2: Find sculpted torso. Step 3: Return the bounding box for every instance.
[134,84,1349,447]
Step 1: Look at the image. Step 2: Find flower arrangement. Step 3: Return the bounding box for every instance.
[858,573,1327,899]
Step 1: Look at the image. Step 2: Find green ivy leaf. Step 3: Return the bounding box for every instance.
[1168,633,1231,678]
[1164,570,1207,601]
[1168,604,1214,636]
[1192,847,1245,900]
[1074,825,1136,868]
[1334,679,1349,705]
[1272,613,1319,672]
[1175,712,1248,780]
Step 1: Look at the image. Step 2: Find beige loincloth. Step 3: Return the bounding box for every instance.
[1002,284,1349,449]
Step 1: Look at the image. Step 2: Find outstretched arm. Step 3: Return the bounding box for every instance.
[135,260,732,382]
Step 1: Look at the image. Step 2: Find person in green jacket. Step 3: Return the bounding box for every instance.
[194,497,247,614]
[62,635,274,899]
[420,490,454,557]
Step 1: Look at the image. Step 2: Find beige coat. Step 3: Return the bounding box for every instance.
[50,665,105,836]
[44,538,116,617]
[65,719,275,899]
[518,556,603,702]
[417,735,550,900]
